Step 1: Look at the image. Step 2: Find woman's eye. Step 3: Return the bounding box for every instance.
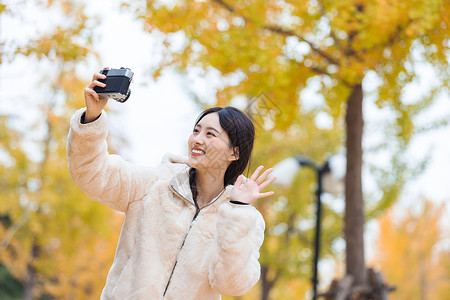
[192,128,214,136]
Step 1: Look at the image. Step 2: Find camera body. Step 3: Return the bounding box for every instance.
[94,68,134,102]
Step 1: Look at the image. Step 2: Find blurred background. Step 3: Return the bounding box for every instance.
[0,0,449,299]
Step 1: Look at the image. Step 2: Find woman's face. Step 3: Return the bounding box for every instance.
[187,112,238,173]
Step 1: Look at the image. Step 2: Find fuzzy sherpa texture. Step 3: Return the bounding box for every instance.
[67,108,265,300]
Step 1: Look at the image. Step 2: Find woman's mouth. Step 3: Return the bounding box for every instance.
[191,148,205,156]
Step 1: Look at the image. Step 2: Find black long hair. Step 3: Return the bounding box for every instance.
[189,106,255,201]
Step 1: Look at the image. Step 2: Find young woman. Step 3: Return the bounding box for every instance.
[67,71,276,299]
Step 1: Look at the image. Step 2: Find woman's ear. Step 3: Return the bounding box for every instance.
[231,147,239,161]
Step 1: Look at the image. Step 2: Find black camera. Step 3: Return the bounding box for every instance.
[94,67,134,102]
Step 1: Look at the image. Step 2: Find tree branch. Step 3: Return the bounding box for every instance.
[281,54,332,76]
[210,0,340,66]
[212,0,236,13]
[1,210,30,250]
[263,25,340,66]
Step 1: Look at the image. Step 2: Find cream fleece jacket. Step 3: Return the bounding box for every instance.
[66,108,265,300]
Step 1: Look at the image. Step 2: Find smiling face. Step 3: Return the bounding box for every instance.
[187,112,238,173]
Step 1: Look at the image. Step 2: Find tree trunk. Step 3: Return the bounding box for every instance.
[419,259,427,300]
[24,242,39,300]
[260,265,277,300]
[344,83,366,286]
[24,264,35,300]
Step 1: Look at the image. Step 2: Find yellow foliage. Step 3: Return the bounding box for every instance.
[371,200,450,300]
[0,2,116,298]
[138,0,449,131]
[0,101,124,298]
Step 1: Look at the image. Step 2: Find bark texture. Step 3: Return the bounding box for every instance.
[344,83,366,286]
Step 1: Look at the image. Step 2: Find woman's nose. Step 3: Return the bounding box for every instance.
[193,134,204,145]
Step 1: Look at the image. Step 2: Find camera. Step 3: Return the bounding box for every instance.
[94,67,134,102]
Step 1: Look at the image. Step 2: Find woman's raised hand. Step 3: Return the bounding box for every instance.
[230,166,277,205]
[84,71,108,123]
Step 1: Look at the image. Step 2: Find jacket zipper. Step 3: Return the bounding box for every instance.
[163,185,226,297]
[163,188,200,297]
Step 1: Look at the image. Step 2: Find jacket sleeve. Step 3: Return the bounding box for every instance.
[208,202,265,296]
[66,108,158,212]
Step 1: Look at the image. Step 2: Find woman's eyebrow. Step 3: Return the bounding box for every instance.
[196,124,221,134]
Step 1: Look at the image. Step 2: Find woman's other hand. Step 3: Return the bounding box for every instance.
[230,166,276,205]
[84,70,108,122]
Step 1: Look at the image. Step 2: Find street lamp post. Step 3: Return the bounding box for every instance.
[294,156,329,300]
[271,154,345,300]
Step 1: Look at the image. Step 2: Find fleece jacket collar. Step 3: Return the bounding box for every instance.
[164,153,230,208]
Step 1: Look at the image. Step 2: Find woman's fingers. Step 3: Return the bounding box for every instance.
[84,87,100,101]
[234,166,276,202]
[85,75,106,103]
[89,80,106,89]
[92,71,107,81]
[255,168,273,185]
[250,166,276,190]
[234,174,244,187]
[250,165,264,182]
[258,175,277,192]
[257,191,274,199]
